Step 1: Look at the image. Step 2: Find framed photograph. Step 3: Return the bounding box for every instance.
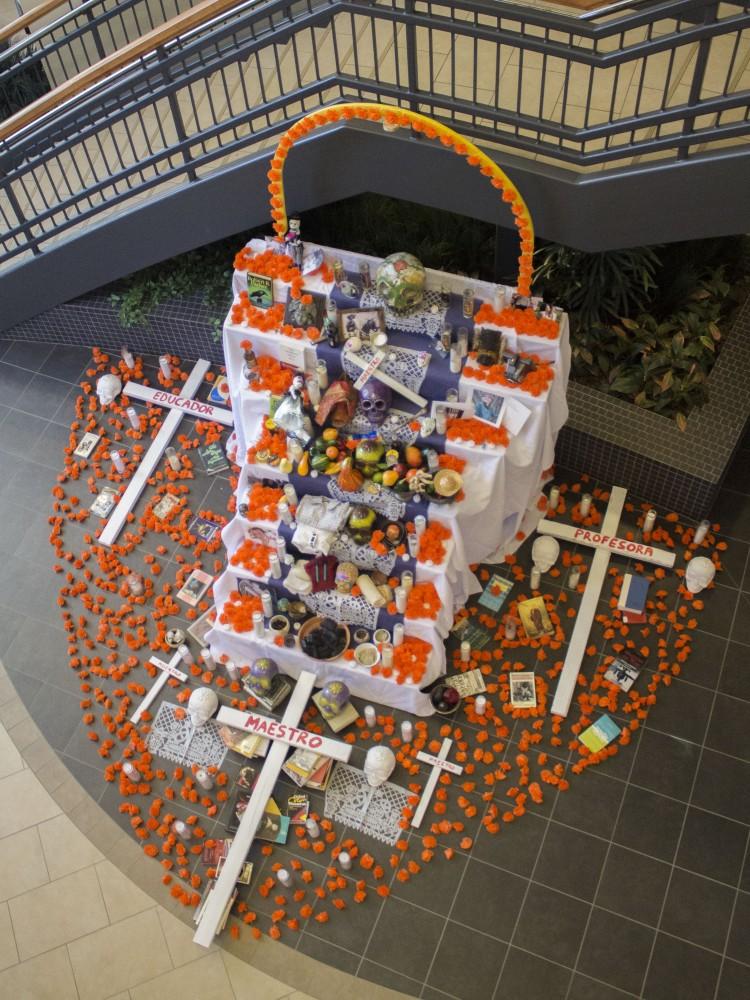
[339,307,385,341]
[509,671,537,708]
[75,432,101,459]
[187,605,216,644]
[176,568,213,607]
[283,289,326,331]
[604,649,645,692]
[517,596,555,639]
[471,388,505,427]
[246,272,274,309]
[430,399,471,420]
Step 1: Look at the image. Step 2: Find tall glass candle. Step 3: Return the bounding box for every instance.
[110,450,126,474]
[579,493,592,518]
[159,355,172,379]
[126,406,140,430]
[364,705,377,728]
[643,509,657,534]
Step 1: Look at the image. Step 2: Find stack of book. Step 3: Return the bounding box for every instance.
[617,573,649,624]
[282,748,333,790]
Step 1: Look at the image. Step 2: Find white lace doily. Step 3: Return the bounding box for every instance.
[147,702,228,769]
[332,533,397,574]
[324,763,411,845]
[327,479,406,520]
[303,590,379,630]
[344,408,419,446]
[342,342,430,395]
[361,288,447,339]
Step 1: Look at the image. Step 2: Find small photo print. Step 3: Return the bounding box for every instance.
[187,605,216,644]
[152,493,181,520]
[517,596,555,639]
[339,307,385,341]
[177,568,213,607]
[509,671,537,708]
[207,375,230,405]
[74,432,101,459]
[604,650,645,692]
[284,289,326,331]
[471,388,505,427]
[246,272,274,309]
[90,487,117,518]
[215,857,254,885]
[477,574,513,613]
[189,515,222,542]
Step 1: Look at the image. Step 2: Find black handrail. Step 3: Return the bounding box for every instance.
[0,0,748,268]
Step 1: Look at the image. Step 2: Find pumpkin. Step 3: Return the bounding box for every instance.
[338,458,364,493]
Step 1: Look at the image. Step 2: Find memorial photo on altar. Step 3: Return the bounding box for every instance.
[339,306,385,340]
[246,271,274,309]
[509,671,537,708]
[283,289,326,330]
[471,387,505,427]
[517,595,555,638]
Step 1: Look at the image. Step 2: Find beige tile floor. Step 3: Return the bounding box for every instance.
[0,714,317,1000]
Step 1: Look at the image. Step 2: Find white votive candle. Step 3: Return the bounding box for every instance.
[177,643,192,666]
[504,616,518,640]
[307,376,321,407]
[159,355,172,379]
[195,767,214,790]
[530,567,541,590]
[277,868,293,887]
[172,820,191,839]
[579,493,592,518]
[122,761,140,782]
[165,446,181,472]
[548,485,560,511]
[643,509,657,534]
[126,406,140,430]
[121,346,134,369]
[269,554,282,578]
[224,660,240,681]
[568,567,581,589]
[364,705,377,728]
[414,515,426,536]
[694,520,711,545]
[261,590,273,617]
[110,449,126,474]
[475,695,487,716]
[252,611,264,638]
[401,571,414,594]
[401,720,414,743]
[395,587,407,614]
[381,644,394,668]
[200,648,215,671]
[393,623,404,647]
[277,536,287,562]
[337,851,352,871]
[305,817,321,838]
[283,484,298,507]
[460,641,471,663]
[278,501,293,526]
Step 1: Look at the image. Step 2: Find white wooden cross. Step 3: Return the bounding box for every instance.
[130,652,188,724]
[411,737,463,829]
[537,484,676,719]
[99,359,233,547]
[193,670,352,947]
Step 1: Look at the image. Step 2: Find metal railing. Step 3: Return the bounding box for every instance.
[0,0,198,101]
[0,0,748,268]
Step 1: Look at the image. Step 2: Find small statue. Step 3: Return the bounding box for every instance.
[187,687,219,728]
[363,745,396,787]
[284,216,303,269]
[274,375,313,446]
[96,373,122,408]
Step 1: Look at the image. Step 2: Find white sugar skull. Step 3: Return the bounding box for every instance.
[532,535,560,573]
[685,555,716,595]
[187,687,219,728]
[96,373,122,407]
[335,561,359,594]
[363,745,396,787]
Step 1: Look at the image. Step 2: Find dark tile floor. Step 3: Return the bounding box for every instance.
[0,337,749,1000]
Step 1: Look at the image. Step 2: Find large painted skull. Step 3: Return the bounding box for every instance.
[96,373,122,407]
[318,680,350,720]
[685,555,716,595]
[375,252,426,311]
[187,687,219,728]
[359,378,392,427]
[364,745,396,787]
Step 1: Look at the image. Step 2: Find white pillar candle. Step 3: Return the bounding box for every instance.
[643,509,657,534]
[395,587,408,614]
[307,376,321,407]
[414,515,427,536]
[283,484,298,507]
[393,623,404,646]
[694,520,711,545]
[548,485,560,511]
[504,616,518,640]
[165,446,181,472]
[122,761,140,782]
[110,449,126,474]
[177,643,192,666]
[579,493,592,518]
[450,344,462,373]
[261,590,273,617]
[278,501,293,526]
[337,851,352,871]
[305,817,321,838]
[460,641,471,663]
[400,720,413,743]
[195,767,214,790]
[474,695,487,716]
[364,705,377,728]
[568,567,581,589]
[269,554,282,578]
[172,820,191,839]
[530,567,541,590]
[200,648,215,672]
[277,536,287,562]
[252,611,264,638]
[381,644,393,668]
[401,571,414,594]
[159,355,172,379]
[435,405,447,435]
[276,868,293,887]
[121,346,134,369]
[126,406,140,430]
[224,660,240,681]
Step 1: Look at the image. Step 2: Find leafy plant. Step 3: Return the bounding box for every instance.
[533,243,661,329]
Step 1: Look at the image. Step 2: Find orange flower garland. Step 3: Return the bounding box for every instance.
[230,538,273,576]
[219,590,264,632]
[245,482,284,521]
[405,582,442,620]
[417,521,452,564]
[463,355,554,396]
[446,417,509,448]
[474,302,559,340]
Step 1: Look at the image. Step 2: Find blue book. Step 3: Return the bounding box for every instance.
[618,573,649,614]
[579,714,621,753]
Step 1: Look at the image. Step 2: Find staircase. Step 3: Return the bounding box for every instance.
[0,0,748,331]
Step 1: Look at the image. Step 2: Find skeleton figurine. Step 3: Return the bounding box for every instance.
[363,745,396,787]
[96,373,122,407]
[187,687,219,728]
[273,375,313,446]
[359,378,392,429]
[284,216,303,269]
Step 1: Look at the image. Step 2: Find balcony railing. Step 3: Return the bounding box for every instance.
[0,0,748,269]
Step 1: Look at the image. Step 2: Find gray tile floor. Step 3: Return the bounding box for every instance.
[0,337,749,1000]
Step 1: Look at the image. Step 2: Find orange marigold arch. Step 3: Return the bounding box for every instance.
[266,103,535,297]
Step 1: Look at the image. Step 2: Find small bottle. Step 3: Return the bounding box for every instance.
[126,406,140,431]
[364,705,377,728]
[462,287,474,319]
[440,325,453,353]
[332,258,345,284]
[400,720,413,743]
[359,260,371,288]
[110,450,126,474]
[252,611,264,638]
[460,641,471,663]
[316,359,329,390]
[165,446,181,472]
[242,348,258,384]
[120,346,134,369]
[159,355,172,379]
